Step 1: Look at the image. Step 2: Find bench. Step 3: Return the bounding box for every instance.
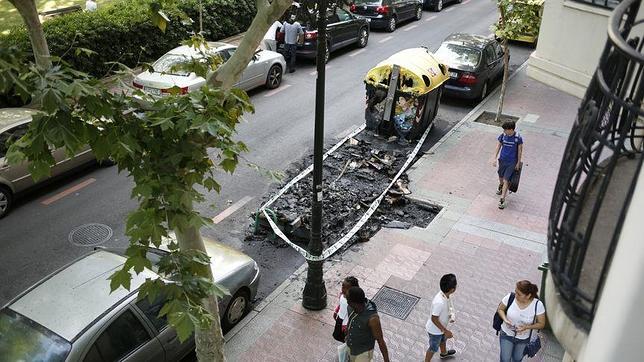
[39,5,82,19]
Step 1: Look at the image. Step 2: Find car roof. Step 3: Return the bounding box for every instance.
[0,108,37,130]
[8,251,157,342]
[442,33,493,49]
[167,42,234,56]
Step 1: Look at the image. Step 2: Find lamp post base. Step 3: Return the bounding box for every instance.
[302,260,327,310]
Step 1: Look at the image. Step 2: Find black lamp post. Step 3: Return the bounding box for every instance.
[302,0,328,310]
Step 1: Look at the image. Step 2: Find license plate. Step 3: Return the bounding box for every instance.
[144,86,161,96]
[449,72,458,79]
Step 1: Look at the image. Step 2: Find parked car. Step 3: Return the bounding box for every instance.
[0,237,260,361]
[0,108,98,219]
[423,0,461,12]
[276,7,370,63]
[350,0,423,32]
[434,33,506,101]
[133,42,286,96]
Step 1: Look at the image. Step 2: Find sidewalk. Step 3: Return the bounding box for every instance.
[224,64,578,361]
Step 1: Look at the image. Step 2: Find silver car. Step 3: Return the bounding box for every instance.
[0,108,96,218]
[0,237,260,361]
[133,42,286,96]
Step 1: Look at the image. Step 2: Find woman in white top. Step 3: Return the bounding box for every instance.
[334,276,359,362]
[497,280,546,362]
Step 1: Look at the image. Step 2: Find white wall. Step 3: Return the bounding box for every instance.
[528,0,613,98]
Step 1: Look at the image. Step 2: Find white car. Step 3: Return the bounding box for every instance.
[133,42,286,96]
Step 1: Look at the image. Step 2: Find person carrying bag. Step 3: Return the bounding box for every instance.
[495,280,546,362]
[334,277,359,362]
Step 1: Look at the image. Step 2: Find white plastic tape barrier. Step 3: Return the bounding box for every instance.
[260,123,432,261]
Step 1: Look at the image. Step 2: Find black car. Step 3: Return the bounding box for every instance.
[423,0,461,12]
[435,33,506,101]
[277,7,370,62]
[350,0,423,32]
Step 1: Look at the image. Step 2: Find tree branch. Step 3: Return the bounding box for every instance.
[208,0,292,91]
[8,0,52,69]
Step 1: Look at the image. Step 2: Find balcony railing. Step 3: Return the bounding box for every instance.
[548,0,644,330]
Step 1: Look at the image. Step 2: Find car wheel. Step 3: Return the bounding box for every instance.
[387,17,396,32]
[434,0,443,11]
[0,186,13,219]
[415,6,423,20]
[265,64,282,89]
[223,289,250,330]
[357,27,369,48]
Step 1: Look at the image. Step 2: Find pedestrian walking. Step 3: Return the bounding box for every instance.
[491,121,523,209]
[333,276,360,362]
[280,14,303,73]
[345,287,390,362]
[496,280,546,362]
[425,273,458,361]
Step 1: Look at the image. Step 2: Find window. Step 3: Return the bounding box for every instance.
[0,309,71,362]
[337,9,352,22]
[327,13,340,24]
[435,44,482,68]
[0,123,28,158]
[484,45,496,64]
[569,0,622,10]
[85,310,150,362]
[494,42,504,58]
[136,297,168,331]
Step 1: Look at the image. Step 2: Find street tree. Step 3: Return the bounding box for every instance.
[3,0,295,360]
[492,0,542,122]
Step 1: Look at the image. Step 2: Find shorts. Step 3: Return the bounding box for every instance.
[497,161,517,181]
[349,349,373,361]
[427,333,446,353]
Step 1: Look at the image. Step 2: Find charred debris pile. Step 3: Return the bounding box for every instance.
[250,131,440,248]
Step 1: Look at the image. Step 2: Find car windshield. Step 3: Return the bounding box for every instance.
[0,309,71,362]
[353,0,383,3]
[152,54,194,76]
[435,44,482,68]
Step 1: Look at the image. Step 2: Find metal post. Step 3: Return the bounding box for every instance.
[302,0,328,310]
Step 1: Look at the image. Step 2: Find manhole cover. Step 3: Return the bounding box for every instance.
[371,286,420,320]
[69,223,113,246]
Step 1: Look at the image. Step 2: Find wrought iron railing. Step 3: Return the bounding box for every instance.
[548,0,644,330]
[569,0,623,10]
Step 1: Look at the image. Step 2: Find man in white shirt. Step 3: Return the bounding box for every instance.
[425,274,458,361]
[261,21,282,52]
[85,0,97,12]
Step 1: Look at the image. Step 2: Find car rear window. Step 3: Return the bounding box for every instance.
[435,44,482,68]
[152,54,194,76]
[354,0,384,4]
[0,309,71,362]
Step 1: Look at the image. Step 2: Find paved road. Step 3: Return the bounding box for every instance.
[0,0,534,307]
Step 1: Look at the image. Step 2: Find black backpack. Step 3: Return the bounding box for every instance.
[493,292,515,335]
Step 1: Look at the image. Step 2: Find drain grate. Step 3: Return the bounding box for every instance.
[69,223,113,246]
[371,286,420,320]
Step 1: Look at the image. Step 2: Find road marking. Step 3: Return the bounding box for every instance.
[212,196,254,224]
[462,0,471,3]
[403,24,419,32]
[335,125,360,139]
[41,178,96,206]
[425,15,438,22]
[308,65,333,76]
[264,84,291,97]
[379,36,394,43]
[349,49,367,57]
[445,7,454,12]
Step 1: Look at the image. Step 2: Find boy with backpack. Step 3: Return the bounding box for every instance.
[492,121,523,209]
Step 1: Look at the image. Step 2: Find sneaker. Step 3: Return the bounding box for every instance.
[498,198,506,209]
[496,184,503,195]
[440,349,457,359]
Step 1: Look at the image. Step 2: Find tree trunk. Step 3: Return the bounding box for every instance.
[8,0,52,69]
[495,39,510,123]
[175,224,226,362]
[209,0,293,90]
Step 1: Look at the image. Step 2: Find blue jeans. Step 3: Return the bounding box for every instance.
[499,331,527,362]
[427,333,445,353]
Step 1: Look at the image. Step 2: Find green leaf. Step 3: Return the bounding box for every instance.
[220,158,237,173]
[109,269,132,292]
[168,311,194,342]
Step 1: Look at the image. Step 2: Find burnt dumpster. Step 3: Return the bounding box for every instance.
[365,47,449,141]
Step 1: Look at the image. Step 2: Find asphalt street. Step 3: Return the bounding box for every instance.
[0,0,534,307]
